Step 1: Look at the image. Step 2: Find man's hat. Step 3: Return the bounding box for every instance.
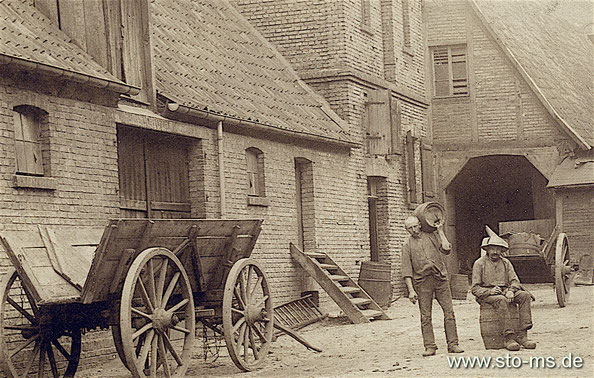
[481,225,509,249]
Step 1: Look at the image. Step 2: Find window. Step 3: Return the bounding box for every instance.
[246,148,267,206]
[432,45,468,97]
[402,0,412,54]
[361,0,372,33]
[13,105,46,176]
[365,89,402,156]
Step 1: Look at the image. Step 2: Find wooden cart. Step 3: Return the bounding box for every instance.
[499,219,577,308]
[0,218,273,377]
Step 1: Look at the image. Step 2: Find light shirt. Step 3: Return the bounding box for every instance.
[401,231,449,282]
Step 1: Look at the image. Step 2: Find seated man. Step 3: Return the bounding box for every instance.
[471,228,536,351]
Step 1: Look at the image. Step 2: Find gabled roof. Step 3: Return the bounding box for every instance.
[471,0,593,150]
[0,0,137,94]
[150,0,353,145]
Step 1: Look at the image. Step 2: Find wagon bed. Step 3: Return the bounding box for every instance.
[0,218,273,377]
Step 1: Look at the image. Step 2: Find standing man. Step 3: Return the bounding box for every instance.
[471,227,536,351]
[401,215,464,356]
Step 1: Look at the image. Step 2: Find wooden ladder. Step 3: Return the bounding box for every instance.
[289,243,390,324]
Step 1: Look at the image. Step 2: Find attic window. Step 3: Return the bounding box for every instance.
[431,45,468,97]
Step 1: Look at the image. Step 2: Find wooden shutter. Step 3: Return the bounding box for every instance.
[432,47,450,96]
[246,149,259,196]
[366,89,390,155]
[406,130,417,204]
[421,141,435,200]
[389,96,402,154]
[14,111,43,175]
[451,46,468,96]
[118,127,148,217]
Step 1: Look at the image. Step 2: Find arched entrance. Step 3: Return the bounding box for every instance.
[447,155,555,274]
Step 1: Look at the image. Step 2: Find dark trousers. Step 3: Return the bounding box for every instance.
[481,291,533,334]
[414,275,459,349]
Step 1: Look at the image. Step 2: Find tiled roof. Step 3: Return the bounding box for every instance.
[473,0,593,149]
[150,0,352,144]
[0,0,131,92]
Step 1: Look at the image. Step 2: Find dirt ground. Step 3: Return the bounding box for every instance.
[77,284,593,377]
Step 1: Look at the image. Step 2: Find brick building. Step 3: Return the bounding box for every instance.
[0,0,373,371]
[424,0,593,277]
[233,0,434,295]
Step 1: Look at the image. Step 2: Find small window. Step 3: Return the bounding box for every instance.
[246,147,265,197]
[431,45,468,97]
[361,0,372,33]
[402,0,412,53]
[13,105,47,176]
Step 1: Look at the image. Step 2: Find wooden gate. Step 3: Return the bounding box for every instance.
[117,126,191,219]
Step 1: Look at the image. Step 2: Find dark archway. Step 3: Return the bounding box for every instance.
[448,155,554,274]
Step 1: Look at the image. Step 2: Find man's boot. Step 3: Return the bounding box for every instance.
[422,347,437,357]
[504,333,520,351]
[516,330,536,349]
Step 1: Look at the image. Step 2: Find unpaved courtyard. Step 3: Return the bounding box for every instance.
[77,284,593,377]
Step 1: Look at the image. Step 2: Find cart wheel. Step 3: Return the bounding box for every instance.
[119,247,195,378]
[223,258,274,371]
[0,268,81,377]
[555,233,573,307]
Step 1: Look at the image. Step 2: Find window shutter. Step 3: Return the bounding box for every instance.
[451,46,468,95]
[366,89,390,155]
[14,111,43,175]
[421,141,435,200]
[406,130,417,204]
[246,150,259,196]
[389,96,402,154]
[433,47,450,96]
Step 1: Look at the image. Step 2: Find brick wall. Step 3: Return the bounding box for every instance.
[233,0,429,299]
[427,0,565,146]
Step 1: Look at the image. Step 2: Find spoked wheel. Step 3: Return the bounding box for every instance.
[222,258,273,371]
[119,247,195,377]
[0,268,81,377]
[555,233,573,308]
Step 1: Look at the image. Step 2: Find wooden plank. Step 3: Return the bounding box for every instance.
[38,225,64,276]
[109,248,136,293]
[1,236,45,304]
[81,223,118,303]
[83,0,109,68]
[59,0,87,50]
[206,225,240,290]
[45,227,91,291]
[188,225,205,291]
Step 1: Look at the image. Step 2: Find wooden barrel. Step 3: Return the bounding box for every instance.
[358,261,392,309]
[413,202,446,233]
[507,232,542,256]
[450,274,469,300]
[479,303,520,349]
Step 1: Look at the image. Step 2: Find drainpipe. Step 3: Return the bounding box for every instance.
[217,120,226,218]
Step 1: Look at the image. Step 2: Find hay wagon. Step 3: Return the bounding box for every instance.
[499,219,577,308]
[0,218,273,377]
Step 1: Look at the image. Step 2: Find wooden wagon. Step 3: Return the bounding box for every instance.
[0,218,273,377]
[498,219,577,308]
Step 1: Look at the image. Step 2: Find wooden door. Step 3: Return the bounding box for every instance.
[117,126,191,219]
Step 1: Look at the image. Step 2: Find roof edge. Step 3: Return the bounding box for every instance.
[0,54,140,96]
[164,100,360,149]
[468,0,591,151]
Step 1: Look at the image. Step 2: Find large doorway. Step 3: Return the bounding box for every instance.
[448,155,554,273]
[117,125,192,219]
